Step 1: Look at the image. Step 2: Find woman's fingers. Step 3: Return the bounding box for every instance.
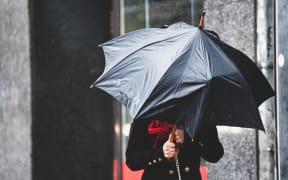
[163,128,184,158]
[164,150,175,158]
[163,141,176,158]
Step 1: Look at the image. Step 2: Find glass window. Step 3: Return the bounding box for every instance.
[123,0,203,32]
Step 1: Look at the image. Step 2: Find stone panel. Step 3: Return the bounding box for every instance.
[276,0,288,179]
[0,0,31,180]
[203,1,257,179]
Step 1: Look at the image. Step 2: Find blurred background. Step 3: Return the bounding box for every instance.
[0,0,287,180]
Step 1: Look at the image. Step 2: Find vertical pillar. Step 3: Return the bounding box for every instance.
[275,0,288,179]
[111,1,122,180]
[0,0,31,180]
[204,0,258,179]
[256,0,276,180]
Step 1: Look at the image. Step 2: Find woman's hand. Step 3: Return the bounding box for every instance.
[163,139,176,159]
[162,128,184,159]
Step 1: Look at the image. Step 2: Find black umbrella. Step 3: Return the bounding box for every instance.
[90,22,274,137]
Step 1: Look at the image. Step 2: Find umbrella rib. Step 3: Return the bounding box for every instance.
[172,33,206,96]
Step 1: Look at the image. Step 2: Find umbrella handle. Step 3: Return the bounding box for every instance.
[169,126,176,142]
[168,126,180,160]
[198,10,206,29]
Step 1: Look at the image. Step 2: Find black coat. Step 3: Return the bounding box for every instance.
[125,120,224,180]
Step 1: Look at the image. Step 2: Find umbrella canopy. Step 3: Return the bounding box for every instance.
[91,22,274,137]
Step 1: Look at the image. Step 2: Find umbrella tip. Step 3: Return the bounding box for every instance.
[201,8,206,15]
[90,84,94,88]
[160,24,169,28]
[98,44,102,47]
[198,9,206,29]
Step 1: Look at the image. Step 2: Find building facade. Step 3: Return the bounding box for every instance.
[0,0,287,180]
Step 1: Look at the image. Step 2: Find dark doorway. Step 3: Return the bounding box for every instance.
[30,1,114,180]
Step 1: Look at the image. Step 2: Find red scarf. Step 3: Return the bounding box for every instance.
[147,119,175,148]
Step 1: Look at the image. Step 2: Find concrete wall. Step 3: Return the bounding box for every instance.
[0,0,32,180]
[276,0,288,179]
[203,1,258,179]
[257,0,276,179]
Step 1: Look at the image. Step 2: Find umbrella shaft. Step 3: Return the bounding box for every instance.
[175,157,182,180]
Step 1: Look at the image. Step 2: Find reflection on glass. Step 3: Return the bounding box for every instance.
[124,0,203,32]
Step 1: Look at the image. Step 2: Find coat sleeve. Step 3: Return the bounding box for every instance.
[125,121,165,171]
[198,126,224,163]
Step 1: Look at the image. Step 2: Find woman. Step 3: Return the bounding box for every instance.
[125,118,224,180]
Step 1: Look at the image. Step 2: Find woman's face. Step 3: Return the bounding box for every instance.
[175,128,184,144]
